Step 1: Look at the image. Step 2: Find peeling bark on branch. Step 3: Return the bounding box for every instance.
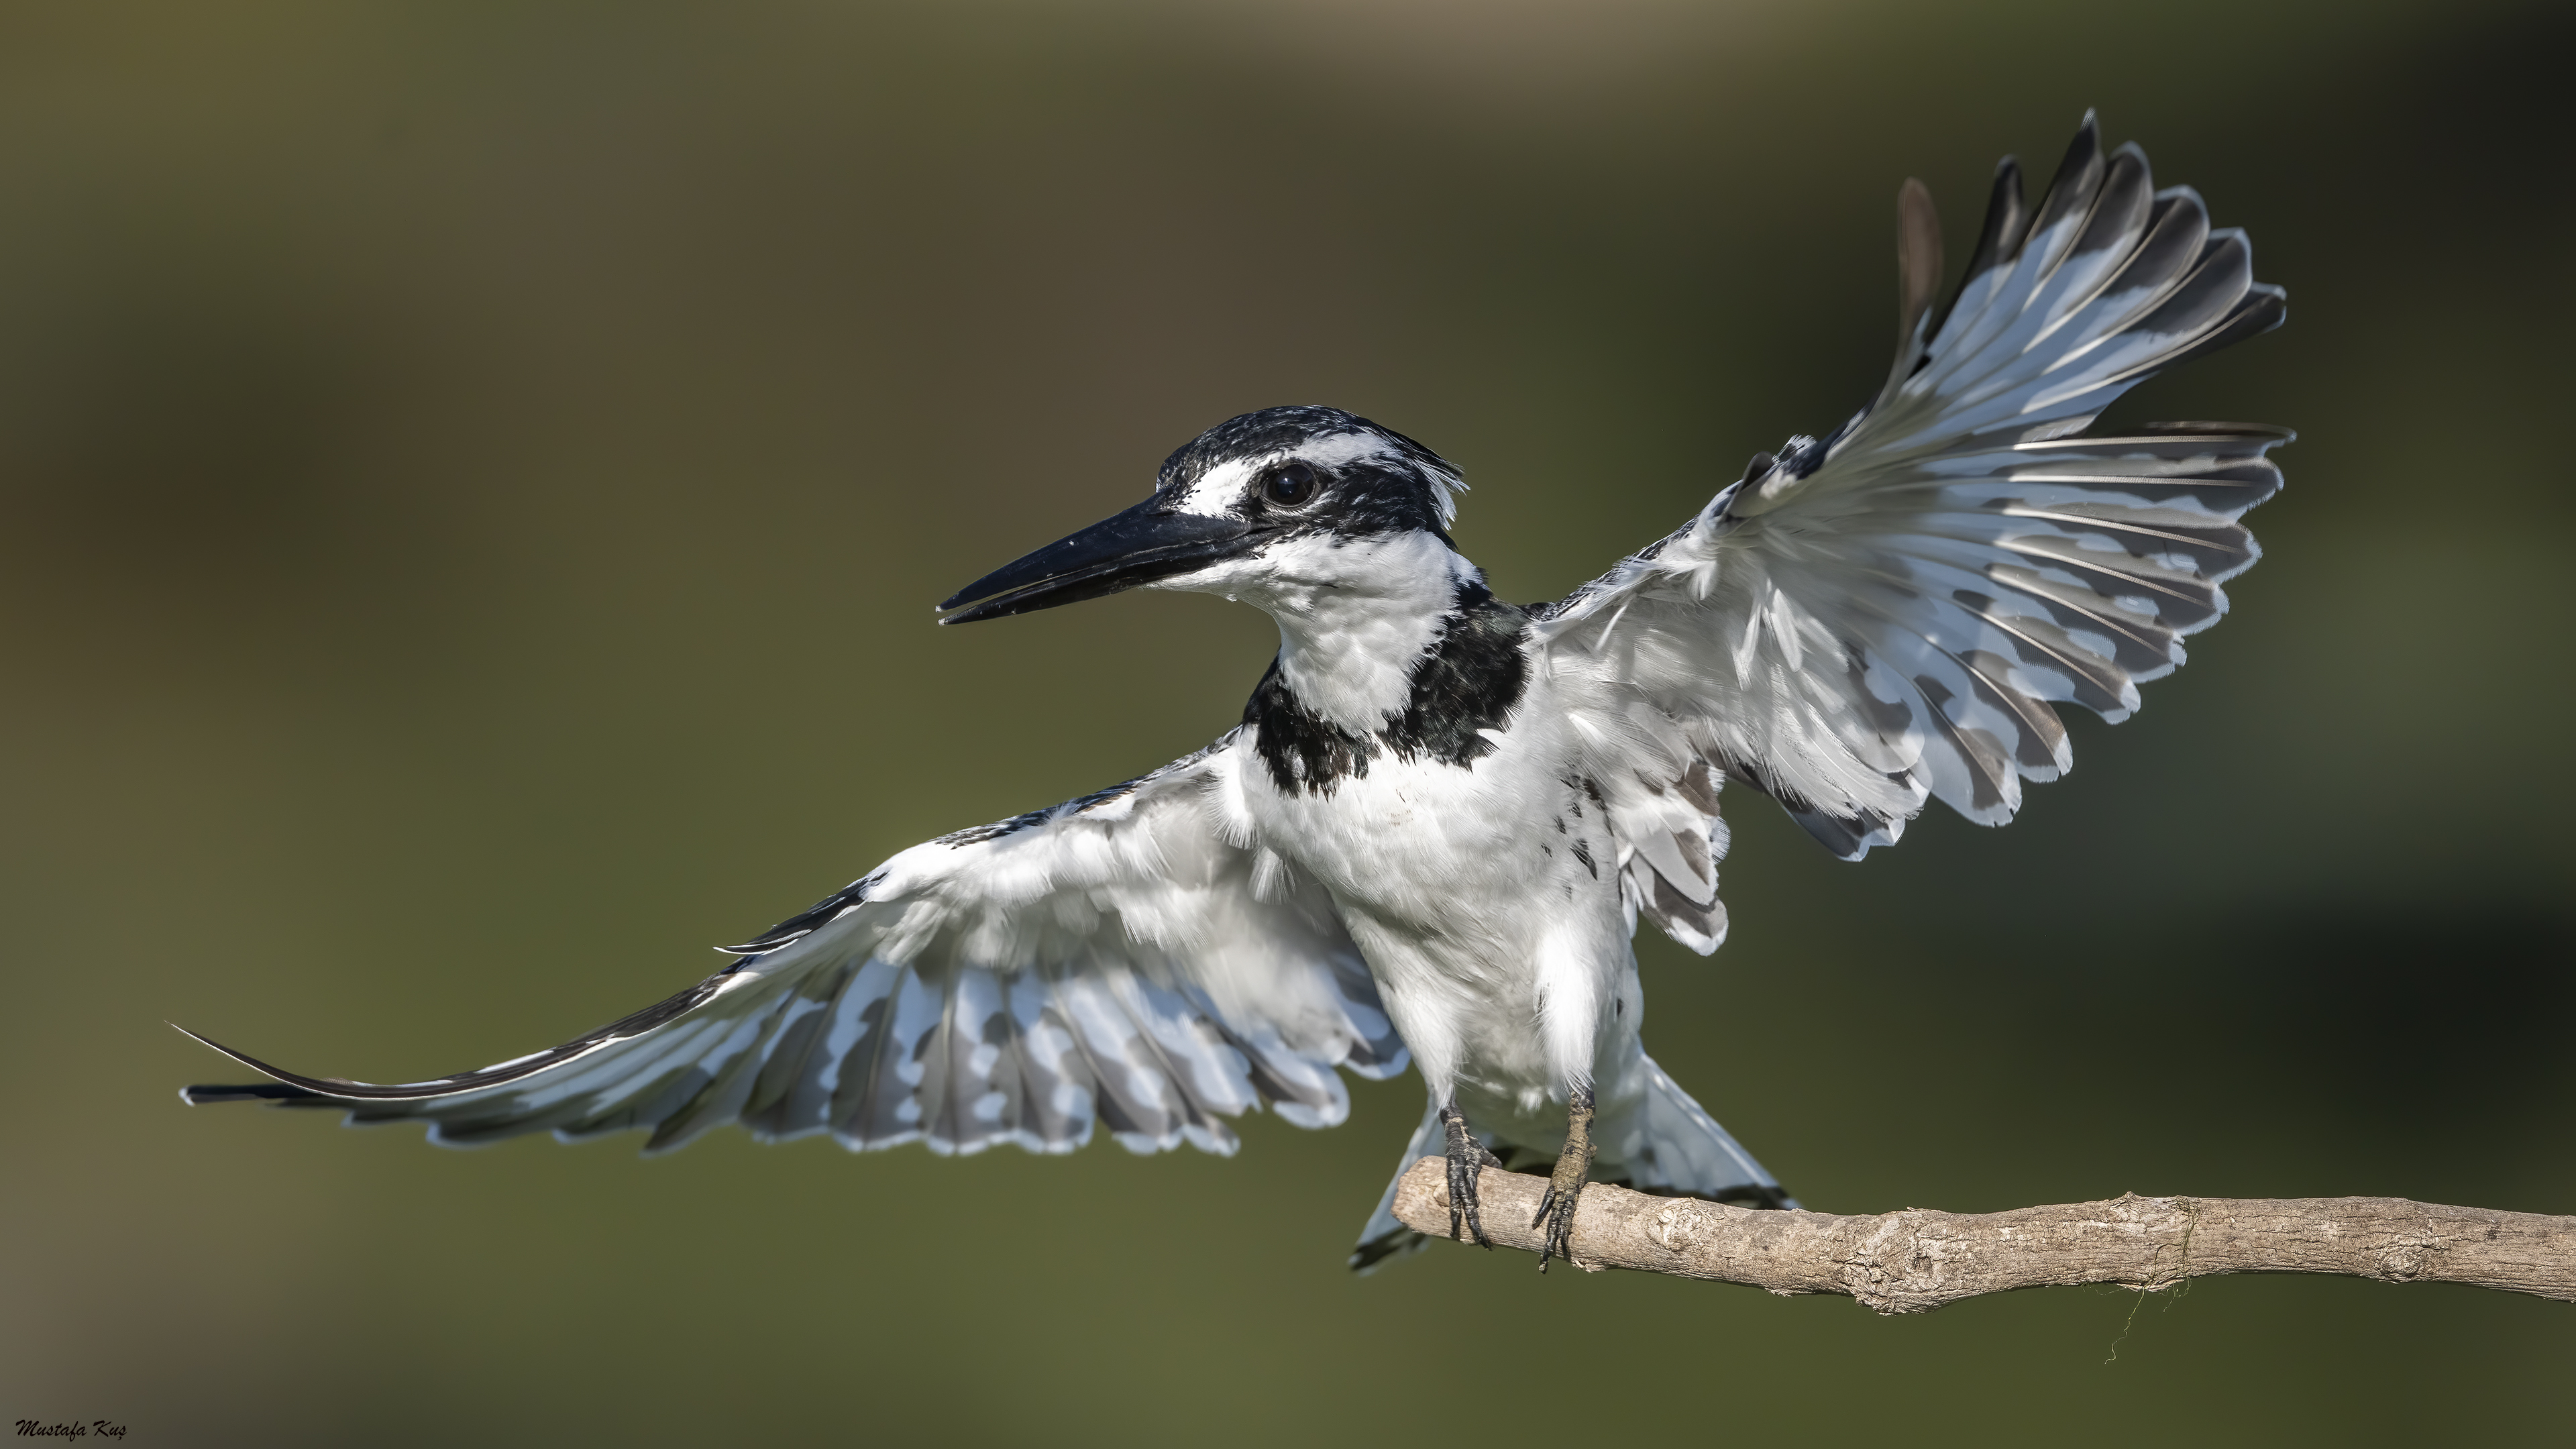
[1389,1159,2576,1313]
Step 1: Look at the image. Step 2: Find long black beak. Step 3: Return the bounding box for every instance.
[938,496,1258,624]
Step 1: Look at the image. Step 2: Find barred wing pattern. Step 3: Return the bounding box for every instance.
[1598,754,1733,954]
[1540,114,2288,904]
[179,735,1405,1157]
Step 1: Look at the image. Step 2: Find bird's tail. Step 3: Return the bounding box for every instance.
[1348,1099,1454,1273]
[1603,1056,1796,1208]
[1346,1057,1794,1273]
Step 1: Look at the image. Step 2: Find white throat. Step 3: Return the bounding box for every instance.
[1159,531,1477,735]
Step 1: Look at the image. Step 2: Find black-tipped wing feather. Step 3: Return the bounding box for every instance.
[180,734,1407,1157]
[1546,116,2288,952]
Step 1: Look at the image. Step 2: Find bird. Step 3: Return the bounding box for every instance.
[180,113,2288,1272]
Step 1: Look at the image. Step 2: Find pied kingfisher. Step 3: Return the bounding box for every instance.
[182,114,2288,1271]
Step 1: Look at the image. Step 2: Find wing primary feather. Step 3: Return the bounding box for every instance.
[179,735,1404,1165]
[2023,111,2108,278]
[166,966,753,1103]
[1538,115,2287,875]
[1923,156,2029,349]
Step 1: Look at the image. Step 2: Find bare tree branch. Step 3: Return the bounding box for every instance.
[1390,1159,2576,1312]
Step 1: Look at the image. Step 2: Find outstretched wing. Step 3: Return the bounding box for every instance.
[179,733,1405,1156]
[1539,114,2290,947]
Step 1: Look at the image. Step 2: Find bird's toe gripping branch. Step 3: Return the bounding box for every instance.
[1441,1104,1501,1248]
[1529,1085,1597,1273]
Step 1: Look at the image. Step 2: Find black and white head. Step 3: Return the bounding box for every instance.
[939,406,1470,626]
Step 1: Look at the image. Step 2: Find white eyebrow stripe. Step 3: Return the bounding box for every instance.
[1173,459,1258,517]
[1169,432,1408,517]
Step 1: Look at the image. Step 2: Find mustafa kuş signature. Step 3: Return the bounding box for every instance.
[14,1424,126,1441]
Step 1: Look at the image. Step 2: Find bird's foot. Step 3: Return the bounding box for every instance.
[1529,1085,1597,1273]
[1440,1105,1501,1248]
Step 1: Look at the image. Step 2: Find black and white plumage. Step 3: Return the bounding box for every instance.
[181,115,2288,1271]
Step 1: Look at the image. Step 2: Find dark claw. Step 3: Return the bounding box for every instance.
[1440,1105,1493,1249]
[1532,1085,1597,1273]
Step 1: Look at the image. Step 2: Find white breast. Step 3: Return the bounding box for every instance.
[1241,674,1635,1099]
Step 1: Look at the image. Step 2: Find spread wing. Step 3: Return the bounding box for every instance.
[178,733,1405,1156]
[1538,114,2290,952]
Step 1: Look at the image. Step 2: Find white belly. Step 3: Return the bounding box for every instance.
[1242,698,1640,1115]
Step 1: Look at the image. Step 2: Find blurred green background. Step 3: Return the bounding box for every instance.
[3,1,2570,1443]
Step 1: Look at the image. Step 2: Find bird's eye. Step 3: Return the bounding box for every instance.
[1265,462,1319,507]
